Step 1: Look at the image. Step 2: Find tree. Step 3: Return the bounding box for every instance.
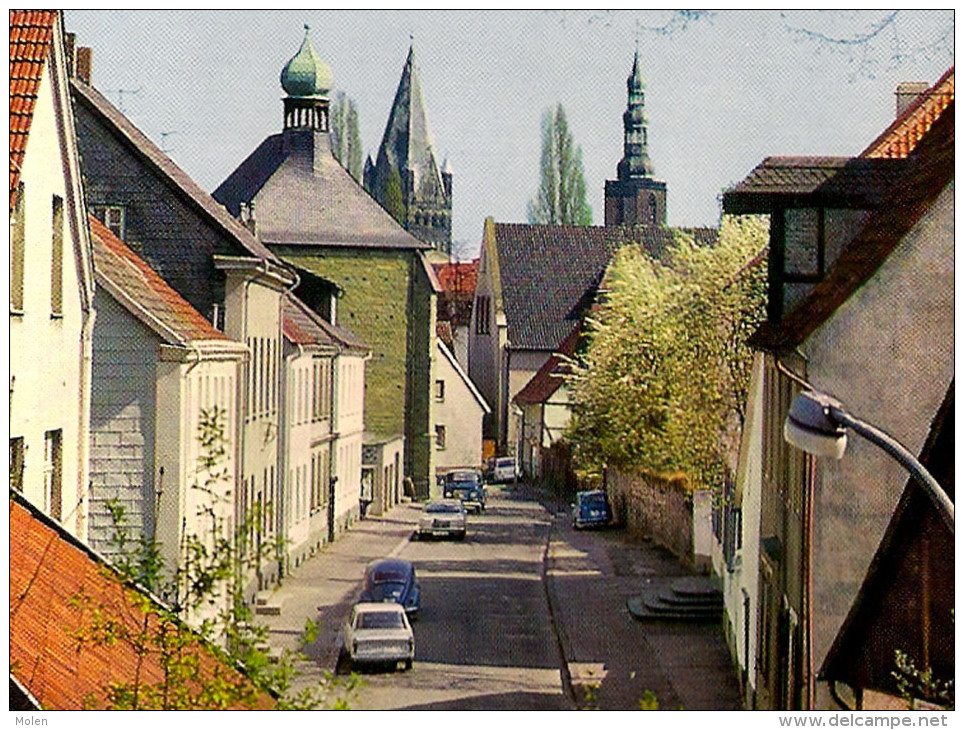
[565,215,768,488]
[385,167,407,225]
[528,103,593,226]
[330,91,363,182]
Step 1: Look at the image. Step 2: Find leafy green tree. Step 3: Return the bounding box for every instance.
[528,103,593,226]
[330,91,363,182]
[566,215,768,488]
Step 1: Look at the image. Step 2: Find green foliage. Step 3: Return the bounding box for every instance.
[528,103,593,225]
[638,689,659,710]
[331,91,363,182]
[69,407,362,710]
[566,215,768,489]
[385,167,407,225]
[893,648,954,709]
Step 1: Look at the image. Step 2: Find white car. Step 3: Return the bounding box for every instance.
[492,456,519,483]
[416,499,467,540]
[344,602,415,670]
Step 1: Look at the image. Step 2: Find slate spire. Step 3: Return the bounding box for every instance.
[365,43,452,255]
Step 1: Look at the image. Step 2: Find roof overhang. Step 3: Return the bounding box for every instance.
[213,255,297,289]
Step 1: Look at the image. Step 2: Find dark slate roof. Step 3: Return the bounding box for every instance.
[862,67,954,159]
[9,492,275,710]
[751,101,953,351]
[283,294,368,353]
[369,45,445,203]
[722,156,907,214]
[90,214,228,345]
[70,78,282,264]
[213,130,428,250]
[10,10,56,210]
[819,383,954,697]
[495,223,716,351]
[514,323,581,406]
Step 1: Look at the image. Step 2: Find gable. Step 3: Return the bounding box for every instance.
[10,10,56,210]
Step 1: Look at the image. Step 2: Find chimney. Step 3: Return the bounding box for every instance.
[895,81,929,118]
[64,32,76,78]
[76,46,92,85]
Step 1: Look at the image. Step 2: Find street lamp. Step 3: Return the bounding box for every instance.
[784,389,954,532]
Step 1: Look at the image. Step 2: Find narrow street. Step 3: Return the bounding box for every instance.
[258,483,742,710]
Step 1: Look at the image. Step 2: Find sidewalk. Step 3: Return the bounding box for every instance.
[542,495,743,710]
[256,502,421,680]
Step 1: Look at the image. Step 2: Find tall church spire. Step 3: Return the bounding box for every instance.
[365,43,452,255]
[604,48,666,227]
[617,48,653,180]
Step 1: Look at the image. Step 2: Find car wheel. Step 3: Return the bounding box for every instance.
[411,530,419,541]
[457,531,466,541]
[404,658,413,671]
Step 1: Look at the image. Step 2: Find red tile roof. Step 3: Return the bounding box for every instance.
[433,260,479,296]
[90,214,228,344]
[514,323,581,406]
[862,67,954,159]
[751,101,953,351]
[9,494,274,710]
[9,10,56,211]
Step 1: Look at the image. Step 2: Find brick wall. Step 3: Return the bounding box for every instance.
[608,467,696,568]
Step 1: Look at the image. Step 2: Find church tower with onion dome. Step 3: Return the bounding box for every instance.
[604,48,667,227]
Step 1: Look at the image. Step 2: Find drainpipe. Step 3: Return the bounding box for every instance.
[275,269,300,579]
[76,307,96,539]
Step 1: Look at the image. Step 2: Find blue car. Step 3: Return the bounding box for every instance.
[442,469,487,513]
[572,490,612,529]
[359,558,421,618]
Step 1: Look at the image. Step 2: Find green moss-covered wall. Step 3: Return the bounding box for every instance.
[276,247,436,496]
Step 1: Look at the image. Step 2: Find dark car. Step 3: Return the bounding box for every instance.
[359,558,421,618]
[572,490,612,529]
[442,469,487,513]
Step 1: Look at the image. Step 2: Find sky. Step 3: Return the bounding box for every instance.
[64,10,953,259]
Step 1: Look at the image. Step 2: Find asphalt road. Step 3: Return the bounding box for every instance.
[344,489,571,710]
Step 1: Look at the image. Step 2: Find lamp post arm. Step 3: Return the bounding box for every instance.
[829,405,954,532]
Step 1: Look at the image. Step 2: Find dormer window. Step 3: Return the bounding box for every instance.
[91,204,125,240]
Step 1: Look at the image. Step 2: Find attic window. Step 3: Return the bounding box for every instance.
[91,204,126,240]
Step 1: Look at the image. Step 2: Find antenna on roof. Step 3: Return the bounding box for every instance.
[104,86,142,114]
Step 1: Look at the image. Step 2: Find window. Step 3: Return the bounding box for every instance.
[475,296,491,335]
[435,425,446,450]
[648,193,658,225]
[51,196,63,316]
[10,437,25,491]
[435,379,445,401]
[11,182,25,312]
[90,204,125,240]
[44,429,63,521]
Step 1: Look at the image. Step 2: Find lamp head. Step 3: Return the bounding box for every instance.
[784,390,848,459]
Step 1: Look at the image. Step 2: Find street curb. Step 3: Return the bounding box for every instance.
[541,511,579,710]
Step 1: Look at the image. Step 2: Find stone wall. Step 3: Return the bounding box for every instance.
[608,467,697,568]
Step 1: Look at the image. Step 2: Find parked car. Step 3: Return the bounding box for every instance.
[359,558,420,618]
[343,602,415,670]
[442,469,487,513]
[416,499,467,540]
[571,490,613,529]
[491,456,519,483]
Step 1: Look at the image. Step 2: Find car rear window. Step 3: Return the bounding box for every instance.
[496,458,514,467]
[582,493,608,505]
[357,611,405,630]
[373,571,406,583]
[426,502,462,513]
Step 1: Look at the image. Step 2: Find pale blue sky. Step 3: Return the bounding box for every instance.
[64,10,953,258]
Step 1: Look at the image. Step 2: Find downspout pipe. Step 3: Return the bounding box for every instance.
[275,268,301,579]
